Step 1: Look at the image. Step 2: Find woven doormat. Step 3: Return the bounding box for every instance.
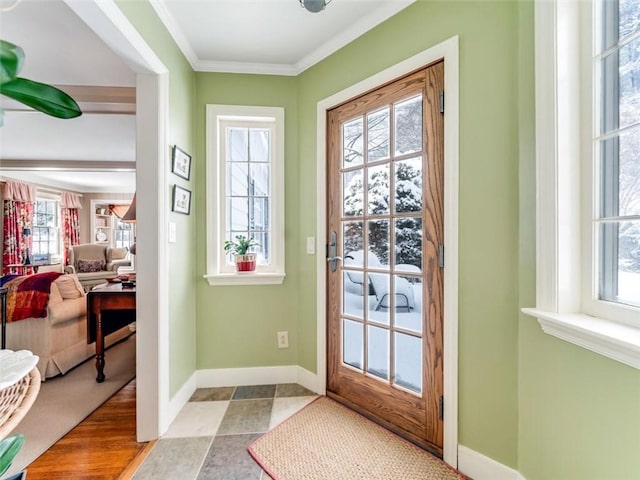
[248,396,467,480]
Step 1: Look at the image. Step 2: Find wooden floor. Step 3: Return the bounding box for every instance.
[24,379,152,480]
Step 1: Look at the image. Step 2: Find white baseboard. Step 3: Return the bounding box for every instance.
[458,445,525,480]
[196,365,323,395]
[165,371,197,434]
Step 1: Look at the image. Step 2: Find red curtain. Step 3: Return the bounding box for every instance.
[3,200,34,275]
[62,208,81,265]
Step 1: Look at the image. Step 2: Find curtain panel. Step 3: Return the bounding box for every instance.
[62,208,81,265]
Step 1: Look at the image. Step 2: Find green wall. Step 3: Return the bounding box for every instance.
[116,0,197,397]
[516,2,640,479]
[194,74,300,368]
[122,1,640,478]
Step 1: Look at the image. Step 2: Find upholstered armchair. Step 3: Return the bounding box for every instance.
[65,244,123,290]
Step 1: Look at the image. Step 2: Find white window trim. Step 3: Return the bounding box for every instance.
[523,0,640,370]
[204,104,286,286]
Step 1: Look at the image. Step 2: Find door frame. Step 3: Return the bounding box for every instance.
[315,36,459,467]
[64,0,170,441]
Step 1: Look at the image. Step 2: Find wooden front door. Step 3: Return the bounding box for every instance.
[326,61,445,455]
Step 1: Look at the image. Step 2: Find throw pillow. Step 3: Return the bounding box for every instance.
[55,275,83,299]
[76,259,105,273]
[110,248,128,260]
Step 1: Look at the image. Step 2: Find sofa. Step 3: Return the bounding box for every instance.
[5,273,132,380]
[65,244,130,290]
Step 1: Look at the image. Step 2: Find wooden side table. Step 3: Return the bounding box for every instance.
[86,283,136,382]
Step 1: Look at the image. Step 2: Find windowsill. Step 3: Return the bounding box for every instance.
[204,272,286,286]
[521,308,640,370]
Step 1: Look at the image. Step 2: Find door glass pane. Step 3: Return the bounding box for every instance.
[394,333,422,394]
[228,128,248,162]
[367,107,390,162]
[395,157,423,213]
[249,128,270,162]
[343,221,363,264]
[343,117,364,166]
[395,276,422,333]
[368,273,390,326]
[394,95,422,156]
[343,319,363,370]
[367,325,389,380]
[367,163,389,215]
[343,169,363,217]
[395,217,422,271]
[368,220,389,269]
[344,271,365,318]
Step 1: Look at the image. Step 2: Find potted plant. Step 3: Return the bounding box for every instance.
[224,235,259,272]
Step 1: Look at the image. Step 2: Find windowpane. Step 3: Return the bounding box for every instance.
[343,319,363,370]
[620,0,640,40]
[230,198,249,231]
[394,332,422,394]
[228,128,248,162]
[249,129,270,162]
[368,220,389,269]
[619,37,640,129]
[227,163,249,196]
[600,221,640,307]
[249,163,270,196]
[367,325,389,380]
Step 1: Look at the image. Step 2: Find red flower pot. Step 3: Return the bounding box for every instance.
[235,253,256,272]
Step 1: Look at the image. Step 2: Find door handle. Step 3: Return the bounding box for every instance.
[327,231,340,273]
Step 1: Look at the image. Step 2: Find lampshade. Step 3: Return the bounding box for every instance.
[121,194,136,223]
[299,0,331,13]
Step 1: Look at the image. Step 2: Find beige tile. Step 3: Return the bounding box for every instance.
[163,401,229,438]
[269,396,317,430]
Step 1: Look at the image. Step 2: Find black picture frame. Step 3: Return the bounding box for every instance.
[172,185,191,215]
[171,145,191,181]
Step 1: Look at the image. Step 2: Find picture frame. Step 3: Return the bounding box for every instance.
[171,145,191,181]
[172,185,191,215]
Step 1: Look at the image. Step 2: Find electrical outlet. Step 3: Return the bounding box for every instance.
[277,331,288,349]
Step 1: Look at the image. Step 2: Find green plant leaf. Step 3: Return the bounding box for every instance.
[0,78,82,119]
[0,40,24,84]
[0,434,24,476]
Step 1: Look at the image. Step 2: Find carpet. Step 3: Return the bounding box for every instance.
[249,396,467,480]
[3,335,136,477]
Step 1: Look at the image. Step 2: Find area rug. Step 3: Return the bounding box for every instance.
[4,335,136,477]
[248,396,467,480]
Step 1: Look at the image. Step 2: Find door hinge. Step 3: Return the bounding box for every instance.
[438,244,445,268]
[439,396,444,420]
[439,90,445,114]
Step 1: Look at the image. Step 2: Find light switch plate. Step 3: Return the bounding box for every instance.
[169,222,177,243]
[306,236,315,255]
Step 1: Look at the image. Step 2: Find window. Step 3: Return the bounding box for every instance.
[524,0,640,369]
[595,0,640,309]
[204,105,285,285]
[114,218,135,250]
[33,199,59,256]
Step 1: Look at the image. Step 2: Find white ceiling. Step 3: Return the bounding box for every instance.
[0,0,413,192]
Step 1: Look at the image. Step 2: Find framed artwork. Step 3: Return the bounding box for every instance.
[171,145,191,180]
[172,185,191,215]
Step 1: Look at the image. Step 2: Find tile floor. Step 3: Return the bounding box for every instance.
[131,384,317,480]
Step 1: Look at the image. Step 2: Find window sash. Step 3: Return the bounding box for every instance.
[205,104,285,284]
